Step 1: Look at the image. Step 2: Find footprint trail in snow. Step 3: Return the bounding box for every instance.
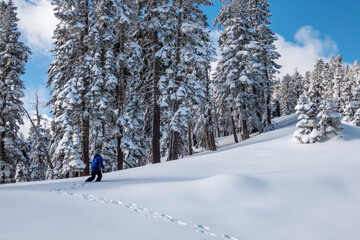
[50,183,238,240]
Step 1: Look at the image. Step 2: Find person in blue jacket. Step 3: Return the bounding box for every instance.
[86,149,104,182]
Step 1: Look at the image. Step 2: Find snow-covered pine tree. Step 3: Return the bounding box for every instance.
[166,0,214,160]
[136,0,177,163]
[343,60,360,122]
[321,62,333,99]
[0,0,31,183]
[248,0,281,129]
[333,55,345,111]
[279,74,296,116]
[270,78,281,118]
[294,95,321,143]
[214,0,261,141]
[47,0,91,178]
[28,92,50,181]
[354,109,360,127]
[303,71,311,95]
[193,69,217,152]
[87,0,144,171]
[307,59,324,105]
[317,98,341,137]
[15,162,28,183]
[87,0,118,171]
[292,70,304,100]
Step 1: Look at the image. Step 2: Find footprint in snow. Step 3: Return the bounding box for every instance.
[193,224,216,236]
[161,214,187,226]
[223,234,238,240]
[50,182,239,240]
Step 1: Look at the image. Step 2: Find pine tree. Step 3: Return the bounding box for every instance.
[15,162,28,183]
[343,60,360,122]
[279,74,296,116]
[47,0,91,178]
[0,0,31,183]
[249,0,281,129]
[333,55,344,111]
[166,0,214,160]
[307,59,324,105]
[292,70,304,99]
[294,95,320,143]
[214,0,260,141]
[321,62,333,99]
[303,71,311,94]
[135,0,174,163]
[317,98,341,137]
[354,109,360,127]
[28,92,50,181]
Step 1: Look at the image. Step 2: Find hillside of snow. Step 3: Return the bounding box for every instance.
[1,114,360,240]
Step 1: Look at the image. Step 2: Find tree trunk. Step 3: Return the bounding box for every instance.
[117,136,124,170]
[0,132,5,163]
[188,124,193,156]
[116,25,127,170]
[169,131,181,161]
[168,0,183,161]
[241,117,249,140]
[81,117,90,176]
[204,70,216,151]
[205,109,217,151]
[80,0,90,176]
[231,115,239,143]
[152,30,161,164]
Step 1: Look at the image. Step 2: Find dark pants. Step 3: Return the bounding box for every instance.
[86,171,102,182]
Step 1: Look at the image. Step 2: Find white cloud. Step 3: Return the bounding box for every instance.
[14,0,57,54]
[275,26,338,76]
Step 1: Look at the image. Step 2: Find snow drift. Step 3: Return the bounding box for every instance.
[1,114,360,240]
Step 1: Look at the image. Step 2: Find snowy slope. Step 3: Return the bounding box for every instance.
[1,114,360,240]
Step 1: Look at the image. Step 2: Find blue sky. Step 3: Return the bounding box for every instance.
[13,0,360,133]
[207,0,360,62]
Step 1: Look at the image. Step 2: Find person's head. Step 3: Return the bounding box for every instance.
[95,149,102,155]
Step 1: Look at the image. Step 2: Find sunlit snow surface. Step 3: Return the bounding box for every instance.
[1,114,360,240]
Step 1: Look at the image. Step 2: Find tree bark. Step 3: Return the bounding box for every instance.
[188,124,193,156]
[231,114,239,143]
[115,24,127,170]
[205,109,217,151]
[81,117,90,176]
[80,0,90,176]
[0,132,5,164]
[241,117,249,140]
[168,0,183,161]
[152,30,161,164]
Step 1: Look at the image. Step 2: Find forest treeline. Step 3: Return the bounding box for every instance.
[1,0,358,184]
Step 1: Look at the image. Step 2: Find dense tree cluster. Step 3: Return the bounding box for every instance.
[273,56,360,143]
[13,0,360,183]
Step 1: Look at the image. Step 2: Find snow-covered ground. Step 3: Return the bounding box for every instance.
[1,114,360,240]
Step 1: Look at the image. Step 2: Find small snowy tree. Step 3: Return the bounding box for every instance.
[15,162,28,183]
[317,99,342,137]
[294,95,321,143]
[279,74,296,116]
[333,55,345,111]
[354,109,360,127]
[292,70,304,99]
[307,59,324,105]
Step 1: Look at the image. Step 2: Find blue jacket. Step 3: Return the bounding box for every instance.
[91,154,104,172]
